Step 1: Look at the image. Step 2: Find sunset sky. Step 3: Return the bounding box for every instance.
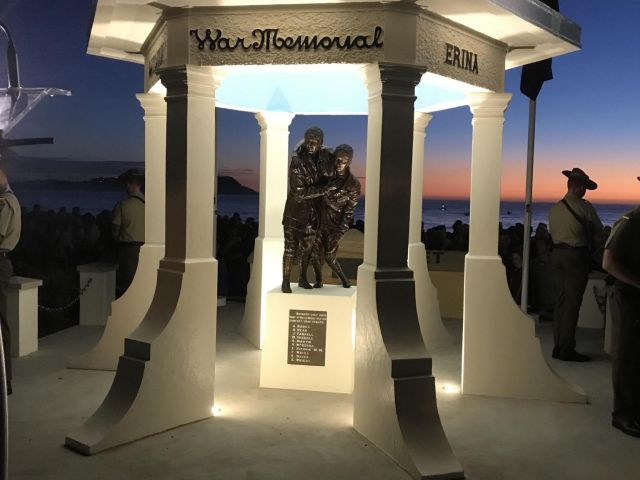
[2,0,639,204]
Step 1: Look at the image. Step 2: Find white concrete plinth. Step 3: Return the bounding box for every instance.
[578,274,606,329]
[68,245,164,370]
[463,256,586,402]
[7,276,42,357]
[408,243,453,349]
[260,286,356,394]
[77,263,117,326]
[66,259,218,454]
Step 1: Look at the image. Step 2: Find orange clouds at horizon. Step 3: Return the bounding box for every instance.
[229,149,638,206]
[422,151,639,205]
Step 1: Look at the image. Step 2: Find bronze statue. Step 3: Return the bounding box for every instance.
[281,127,337,293]
[309,144,361,288]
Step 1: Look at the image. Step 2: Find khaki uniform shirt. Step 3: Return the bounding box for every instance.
[0,184,21,251]
[605,206,640,292]
[112,192,145,243]
[549,192,603,247]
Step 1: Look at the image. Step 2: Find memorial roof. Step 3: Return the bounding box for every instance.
[88,0,580,68]
[87,1,580,114]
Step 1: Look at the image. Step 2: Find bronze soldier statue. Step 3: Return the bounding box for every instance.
[309,144,361,288]
[281,127,338,293]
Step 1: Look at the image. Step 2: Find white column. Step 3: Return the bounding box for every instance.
[68,93,166,371]
[462,92,585,402]
[408,113,431,247]
[66,66,222,454]
[407,112,453,349]
[240,111,294,348]
[353,64,462,480]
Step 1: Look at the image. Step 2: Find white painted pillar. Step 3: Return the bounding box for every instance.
[408,112,453,349]
[462,92,585,402]
[66,66,222,454]
[68,93,166,370]
[240,111,294,349]
[353,63,462,480]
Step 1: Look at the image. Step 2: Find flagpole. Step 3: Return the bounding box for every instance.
[521,98,536,312]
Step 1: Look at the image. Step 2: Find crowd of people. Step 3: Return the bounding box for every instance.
[7,206,258,335]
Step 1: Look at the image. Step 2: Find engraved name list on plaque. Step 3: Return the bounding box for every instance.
[287,309,327,366]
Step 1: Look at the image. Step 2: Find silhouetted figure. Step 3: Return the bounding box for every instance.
[0,161,21,396]
[112,169,145,298]
[549,167,603,362]
[602,176,640,438]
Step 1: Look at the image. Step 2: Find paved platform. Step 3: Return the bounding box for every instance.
[6,303,637,479]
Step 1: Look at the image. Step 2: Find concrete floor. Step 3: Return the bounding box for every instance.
[6,303,639,480]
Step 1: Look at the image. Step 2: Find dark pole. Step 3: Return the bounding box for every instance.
[521,98,536,312]
[0,20,16,480]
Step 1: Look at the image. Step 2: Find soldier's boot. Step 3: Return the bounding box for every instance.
[298,255,313,289]
[282,254,293,293]
[329,260,351,288]
[312,258,323,288]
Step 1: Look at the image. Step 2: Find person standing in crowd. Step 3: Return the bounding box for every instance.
[548,167,603,362]
[602,176,640,438]
[0,161,21,395]
[112,169,145,298]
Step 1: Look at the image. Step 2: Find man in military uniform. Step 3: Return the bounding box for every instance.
[112,169,145,298]
[281,127,337,293]
[602,176,640,438]
[549,167,603,361]
[308,144,360,288]
[0,161,20,395]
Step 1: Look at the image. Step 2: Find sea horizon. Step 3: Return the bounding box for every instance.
[13,187,635,231]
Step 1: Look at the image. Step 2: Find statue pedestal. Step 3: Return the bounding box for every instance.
[260,286,356,394]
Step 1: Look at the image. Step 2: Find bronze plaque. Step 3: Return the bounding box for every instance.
[287,309,327,366]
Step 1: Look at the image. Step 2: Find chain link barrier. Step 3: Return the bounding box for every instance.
[593,284,607,315]
[38,278,93,313]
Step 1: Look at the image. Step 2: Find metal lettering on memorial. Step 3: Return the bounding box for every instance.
[190,26,383,52]
[444,42,479,74]
[287,309,327,366]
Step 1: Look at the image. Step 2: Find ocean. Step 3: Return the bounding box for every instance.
[13,189,635,230]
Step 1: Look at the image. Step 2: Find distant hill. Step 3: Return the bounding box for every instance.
[12,175,257,195]
[5,156,257,195]
[4,156,143,182]
[217,176,258,195]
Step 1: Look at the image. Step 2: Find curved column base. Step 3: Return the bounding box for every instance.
[240,237,284,349]
[353,264,464,480]
[462,255,586,403]
[65,258,218,454]
[408,243,454,350]
[68,244,165,371]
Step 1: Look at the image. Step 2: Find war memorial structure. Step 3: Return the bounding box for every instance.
[59,1,584,478]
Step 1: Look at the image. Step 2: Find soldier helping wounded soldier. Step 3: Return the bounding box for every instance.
[281,128,360,293]
[306,144,360,289]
